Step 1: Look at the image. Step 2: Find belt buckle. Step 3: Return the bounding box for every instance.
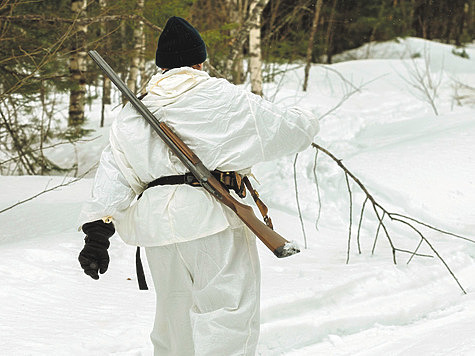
[185,173,195,185]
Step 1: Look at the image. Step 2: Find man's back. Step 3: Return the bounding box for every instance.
[111,67,319,188]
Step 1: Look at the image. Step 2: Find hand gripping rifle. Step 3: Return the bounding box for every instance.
[88,50,299,258]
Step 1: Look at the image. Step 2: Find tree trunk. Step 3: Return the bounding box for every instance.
[127,0,144,94]
[225,0,269,79]
[99,0,110,128]
[325,0,338,64]
[139,17,146,94]
[303,0,323,92]
[249,0,268,96]
[225,0,246,84]
[68,0,88,128]
[120,20,127,104]
[456,2,470,45]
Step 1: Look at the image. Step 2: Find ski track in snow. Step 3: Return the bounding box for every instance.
[1,38,475,355]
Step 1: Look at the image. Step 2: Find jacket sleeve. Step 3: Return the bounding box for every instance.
[244,90,320,162]
[77,144,137,228]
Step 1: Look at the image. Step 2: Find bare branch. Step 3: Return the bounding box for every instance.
[372,210,385,255]
[0,136,100,166]
[345,172,353,264]
[392,216,467,294]
[0,14,163,32]
[391,213,475,244]
[0,164,97,215]
[293,153,307,248]
[312,149,322,230]
[319,74,388,121]
[356,197,368,254]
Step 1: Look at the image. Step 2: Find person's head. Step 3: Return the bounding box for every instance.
[155,16,207,70]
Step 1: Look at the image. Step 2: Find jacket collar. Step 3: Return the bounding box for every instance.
[146,67,209,99]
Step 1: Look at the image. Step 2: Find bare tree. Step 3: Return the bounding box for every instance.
[303,0,323,92]
[68,0,88,128]
[400,48,443,116]
[127,0,145,95]
[99,0,111,128]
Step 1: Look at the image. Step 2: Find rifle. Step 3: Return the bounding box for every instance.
[88,50,299,258]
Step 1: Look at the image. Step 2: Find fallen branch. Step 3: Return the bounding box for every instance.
[312,142,472,294]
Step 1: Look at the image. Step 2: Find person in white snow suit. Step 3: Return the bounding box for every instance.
[78,16,320,356]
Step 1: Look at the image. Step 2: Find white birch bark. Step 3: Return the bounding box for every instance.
[127,0,144,94]
[249,0,268,96]
[225,0,268,77]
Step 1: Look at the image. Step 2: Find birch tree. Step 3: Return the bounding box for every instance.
[224,0,269,79]
[225,0,247,84]
[68,0,88,128]
[249,0,269,96]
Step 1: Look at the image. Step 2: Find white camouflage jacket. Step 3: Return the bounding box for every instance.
[79,67,320,247]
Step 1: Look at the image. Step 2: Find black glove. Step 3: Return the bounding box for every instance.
[78,220,115,280]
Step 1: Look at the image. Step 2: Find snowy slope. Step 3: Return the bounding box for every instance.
[1,38,475,355]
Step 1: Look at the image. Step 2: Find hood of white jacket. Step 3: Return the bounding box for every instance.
[146,67,210,103]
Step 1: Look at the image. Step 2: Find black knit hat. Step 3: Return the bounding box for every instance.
[155,17,207,69]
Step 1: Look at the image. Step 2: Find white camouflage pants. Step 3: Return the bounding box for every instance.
[145,226,261,356]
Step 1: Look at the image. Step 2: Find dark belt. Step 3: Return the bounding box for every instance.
[137,173,200,200]
[138,171,246,199]
[147,172,203,188]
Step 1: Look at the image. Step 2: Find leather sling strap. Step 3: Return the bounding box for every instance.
[242,176,273,230]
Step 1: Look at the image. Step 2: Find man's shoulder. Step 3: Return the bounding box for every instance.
[112,102,151,133]
[199,75,246,98]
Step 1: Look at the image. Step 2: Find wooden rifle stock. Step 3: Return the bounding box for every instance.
[203,172,298,257]
[88,50,299,258]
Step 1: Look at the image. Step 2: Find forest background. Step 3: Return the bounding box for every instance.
[0,0,474,176]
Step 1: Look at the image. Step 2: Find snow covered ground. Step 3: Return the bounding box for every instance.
[1,38,475,355]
